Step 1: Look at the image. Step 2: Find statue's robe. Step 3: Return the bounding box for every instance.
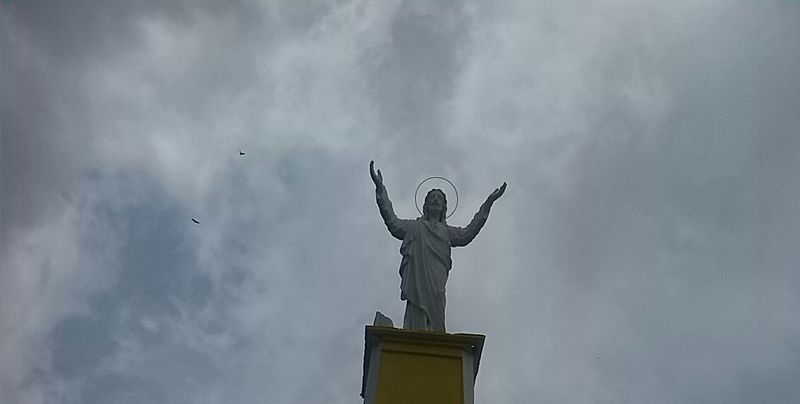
[376,188,489,332]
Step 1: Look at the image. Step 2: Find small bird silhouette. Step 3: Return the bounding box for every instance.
[191,218,200,224]
[239,150,246,156]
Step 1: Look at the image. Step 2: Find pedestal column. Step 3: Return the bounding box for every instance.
[361,326,485,404]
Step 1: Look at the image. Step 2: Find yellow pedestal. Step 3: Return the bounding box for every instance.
[361,326,485,404]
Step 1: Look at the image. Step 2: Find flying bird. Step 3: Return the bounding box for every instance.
[239,150,246,156]
[191,218,200,224]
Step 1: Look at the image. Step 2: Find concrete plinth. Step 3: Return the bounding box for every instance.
[361,326,485,404]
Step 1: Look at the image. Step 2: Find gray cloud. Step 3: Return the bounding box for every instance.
[2,1,799,403]
[363,1,469,140]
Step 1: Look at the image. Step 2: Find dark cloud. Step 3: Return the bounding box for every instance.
[1,0,270,235]
[1,18,82,233]
[80,374,168,404]
[362,1,469,150]
[20,170,227,403]
[5,0,266,60]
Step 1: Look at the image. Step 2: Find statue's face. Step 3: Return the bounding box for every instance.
[423,189,447,221]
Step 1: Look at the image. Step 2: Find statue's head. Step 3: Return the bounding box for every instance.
[423,188,447,222]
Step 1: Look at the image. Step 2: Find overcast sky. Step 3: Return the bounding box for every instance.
[2,1,799,403]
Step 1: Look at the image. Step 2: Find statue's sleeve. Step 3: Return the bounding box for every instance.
[448,207,490,247]
[376,187,410,240]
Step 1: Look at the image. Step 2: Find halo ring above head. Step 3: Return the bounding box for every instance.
[415,176,459,219]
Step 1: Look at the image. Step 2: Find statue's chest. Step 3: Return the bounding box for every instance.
[408,220,449,245]
[400,221,453,272]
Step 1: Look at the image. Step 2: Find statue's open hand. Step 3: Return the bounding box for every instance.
[369,160,384,190]
[487,182,507,203]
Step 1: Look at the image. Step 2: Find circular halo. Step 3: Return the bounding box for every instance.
[415,176,459,219]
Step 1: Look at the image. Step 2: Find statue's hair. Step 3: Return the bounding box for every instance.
[423,188,447,223]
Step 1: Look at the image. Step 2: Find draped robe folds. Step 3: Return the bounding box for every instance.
[376,187,489,332]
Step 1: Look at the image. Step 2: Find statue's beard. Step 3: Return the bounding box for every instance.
[424,206,446,222]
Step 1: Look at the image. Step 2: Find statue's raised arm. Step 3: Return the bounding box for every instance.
[448,182,506,247]
[483,182,507,212]
[369,160,385,192]
[371,161,408,240]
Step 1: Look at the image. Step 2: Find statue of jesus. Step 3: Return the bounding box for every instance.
[370,161,506,332]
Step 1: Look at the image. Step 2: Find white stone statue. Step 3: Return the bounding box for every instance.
[370,161,506,332]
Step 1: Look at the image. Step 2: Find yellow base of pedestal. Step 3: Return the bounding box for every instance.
[361,326,485,404]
